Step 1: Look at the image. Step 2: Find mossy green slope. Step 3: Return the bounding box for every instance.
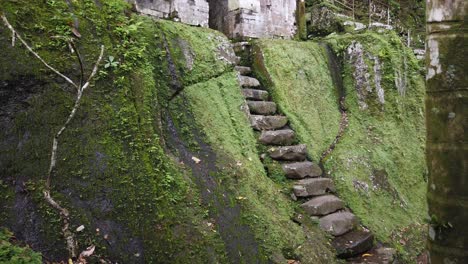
[0,0,337,263]
[252,39,341,162]
[181,72,336,263]
[253,31,427,261]
[324,31,427,261]
[0,1,227,262]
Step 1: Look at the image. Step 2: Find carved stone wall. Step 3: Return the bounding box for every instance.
[134,0,210,27]
[216,0,298,39]
[134,0,298,39]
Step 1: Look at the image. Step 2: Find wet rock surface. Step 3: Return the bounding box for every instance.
[268,144,307,161]
[319,212,358,236]
[293,178,335,197]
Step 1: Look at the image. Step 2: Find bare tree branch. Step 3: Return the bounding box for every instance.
[1,14,105,262]
[1,15,78,88]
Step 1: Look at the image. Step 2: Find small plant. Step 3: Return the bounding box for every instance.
[104,56,119,69]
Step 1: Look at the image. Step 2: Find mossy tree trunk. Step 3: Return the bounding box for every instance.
[425,0,467,263]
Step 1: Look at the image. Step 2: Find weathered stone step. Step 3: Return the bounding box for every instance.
[250,115,288,131]
[319,212,358,236]
[235,66,251,75]
[268,144,307,161]
[259,129,295,145]
[348,247,396,264]
[247,101,277,115]
[242,89,269,101]
[293,178,334,197]
[239,75,260,88]
[301,195,344,216]
[282,162,322,179]
[332,230,374,259]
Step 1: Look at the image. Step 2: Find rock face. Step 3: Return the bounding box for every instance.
[247,101,277,115]
[282,162,322,179]
[242,89,269,101]
[293,178,335,197]
[301,195,344,216]
[268,144,307,161]
[239,76,261,87]
[134,0,209,27]
[258,129,295,145]
[319,212,358,236]
[250,115,288,131]
[210,0,297,39]
[332,230,374,258]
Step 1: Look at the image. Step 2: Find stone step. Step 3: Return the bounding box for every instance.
[348,247,396,264]
[282,162,322,179]
[319,212,358,236]
[247,101,277,115]
[242,89,269,101]
[239,75,260,88]
[250,115,288,131]
[301,195,344,216]
[235,66,252,75]
[332,230,374,259]
[293,178,334,197]
[268,144,307,161]
[259,129,295,146]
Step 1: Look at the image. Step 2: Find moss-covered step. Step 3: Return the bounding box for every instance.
[282,161,322,179]
[293,178,335,197]
[235,66,252,75]
[239,75,261,87]
[301,195,344,216]
[242,89,269,101]
[319,212,358,236]
[259,129,295,145]
[267,144,307,161]
[250,115,288,130]
[247,101,277,115]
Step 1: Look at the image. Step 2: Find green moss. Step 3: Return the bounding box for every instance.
[252,31,426,262]
[0,1,228,262]
[252,39,342,162]
[182,71,337,263]
[0,228,42,264]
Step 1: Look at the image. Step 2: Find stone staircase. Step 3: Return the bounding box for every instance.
[233,42,395,263]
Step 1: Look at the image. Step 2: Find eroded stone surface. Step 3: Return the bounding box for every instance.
[259,129,295,145]
[247,101,277,115]
[235,66,252,75]
[283,162,322,179]
[242,89,269,101]
[239,76,261,87]
[135,0,209,27]
[332,230,374,258]
[319,212,357,236]
[268,144,307,161]
[250,115,287,131]
[293,178,334,197]
[301,195,344,216]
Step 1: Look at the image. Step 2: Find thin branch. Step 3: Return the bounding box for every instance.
[1,15,78,88]
[45,45,104,190]
[82,45,104,91]
[70,41,85,88]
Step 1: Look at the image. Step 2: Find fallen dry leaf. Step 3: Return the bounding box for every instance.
[192,156,201,164]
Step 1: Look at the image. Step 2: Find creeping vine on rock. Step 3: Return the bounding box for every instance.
[1,14,104,263]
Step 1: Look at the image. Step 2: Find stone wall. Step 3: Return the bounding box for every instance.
[220,0,298,39]
[134,0,298,39]
[134,0,209,27]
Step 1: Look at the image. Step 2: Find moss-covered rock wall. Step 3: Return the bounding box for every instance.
[252,30,427,262]
[0,1,336,263]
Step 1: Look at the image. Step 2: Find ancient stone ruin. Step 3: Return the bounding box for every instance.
[133,0,299,38]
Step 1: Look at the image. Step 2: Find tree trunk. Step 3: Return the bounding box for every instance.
[426,1,467,263]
